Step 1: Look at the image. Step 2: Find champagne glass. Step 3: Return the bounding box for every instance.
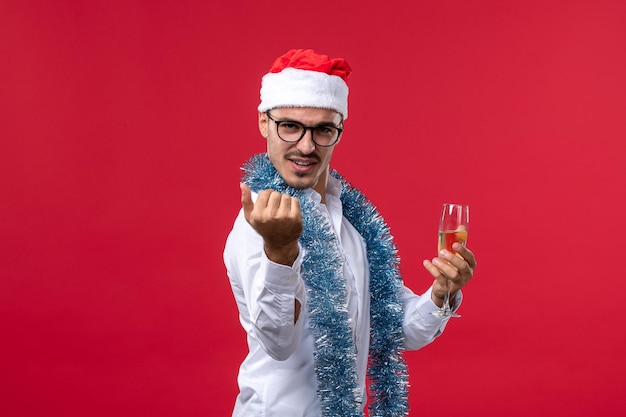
[431,203,469,318]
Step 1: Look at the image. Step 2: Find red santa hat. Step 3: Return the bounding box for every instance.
[258,49,352,119]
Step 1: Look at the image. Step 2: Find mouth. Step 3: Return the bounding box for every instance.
[288,157,318,173]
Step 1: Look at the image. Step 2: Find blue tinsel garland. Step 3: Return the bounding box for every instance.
[242,154,409,417]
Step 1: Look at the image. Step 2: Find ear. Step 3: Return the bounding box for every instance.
[258,111,269,138]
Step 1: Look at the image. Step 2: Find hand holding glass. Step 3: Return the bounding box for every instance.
[431,203,469,318]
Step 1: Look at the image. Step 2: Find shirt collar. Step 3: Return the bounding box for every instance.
[303,174,342,204]
[326,175,342,199]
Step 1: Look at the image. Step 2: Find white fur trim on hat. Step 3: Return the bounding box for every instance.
[258,67,349,119]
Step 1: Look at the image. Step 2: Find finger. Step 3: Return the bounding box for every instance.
[432,256,460,281]
[438,249,465,271]
[423,259,450,297]
[241,183,254,220]
[437,249,474,288]
[423,259,448,284]
[452,243,477,269]
[266,191,284,217]
[254,189,273,209]
[290,196,302,219]
[275,193,293,217]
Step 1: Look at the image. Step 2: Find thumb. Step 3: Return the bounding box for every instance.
[240,183,253,220]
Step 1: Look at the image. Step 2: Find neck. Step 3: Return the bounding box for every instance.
[312,168,329,204]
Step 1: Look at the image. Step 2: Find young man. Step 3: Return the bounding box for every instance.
[224,49,476,417]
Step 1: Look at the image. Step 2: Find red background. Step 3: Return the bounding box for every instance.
[2,1,625,416]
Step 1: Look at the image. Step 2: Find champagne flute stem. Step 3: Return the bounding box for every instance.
[443,288,450,314]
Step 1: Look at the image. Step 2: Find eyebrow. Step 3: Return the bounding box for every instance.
[272,114,343,129]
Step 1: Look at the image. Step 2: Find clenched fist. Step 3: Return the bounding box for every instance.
[241,183,303,266]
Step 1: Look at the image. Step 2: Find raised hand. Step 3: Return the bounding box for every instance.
[241,183,303,265]
[423,243,476,308]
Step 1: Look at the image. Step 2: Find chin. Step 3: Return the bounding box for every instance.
[285,178,316,190]
[283,173,318,190]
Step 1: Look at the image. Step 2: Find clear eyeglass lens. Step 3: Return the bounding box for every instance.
[277,122,338,146]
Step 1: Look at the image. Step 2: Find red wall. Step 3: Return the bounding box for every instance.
[2,1,625,416]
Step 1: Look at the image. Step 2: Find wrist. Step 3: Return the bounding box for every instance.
[264,242,299,266]
[431,288,445,307]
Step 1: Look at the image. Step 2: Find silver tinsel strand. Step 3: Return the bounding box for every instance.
[242,154,409,417]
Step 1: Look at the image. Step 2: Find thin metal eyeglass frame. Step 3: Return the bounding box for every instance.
[265,111,343,147]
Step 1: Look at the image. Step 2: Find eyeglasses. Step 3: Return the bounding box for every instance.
[266,111,343,147]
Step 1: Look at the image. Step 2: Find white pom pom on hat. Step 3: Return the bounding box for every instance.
[258,49,352,119]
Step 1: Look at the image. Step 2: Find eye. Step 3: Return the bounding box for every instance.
[280,122,302,131]
[314,126,336,136]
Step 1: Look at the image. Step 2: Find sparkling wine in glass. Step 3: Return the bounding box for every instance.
[431,203,469,318]
[438,229,468,254]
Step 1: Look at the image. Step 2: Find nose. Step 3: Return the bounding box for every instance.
[296,128,316,154]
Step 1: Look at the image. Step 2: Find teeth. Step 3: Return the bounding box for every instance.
[294,160,312,166]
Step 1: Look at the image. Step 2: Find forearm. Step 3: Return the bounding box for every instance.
[252,259,306,359]
[225,213,306,359]
[401,286,463,350]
